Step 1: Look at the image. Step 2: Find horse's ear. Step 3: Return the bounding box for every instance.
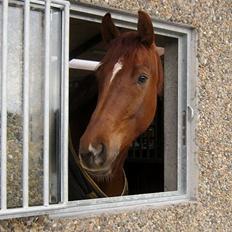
[101,13,120,45]
[137,11,154,47]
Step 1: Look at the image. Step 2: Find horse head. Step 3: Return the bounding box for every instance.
[79,11,163,180]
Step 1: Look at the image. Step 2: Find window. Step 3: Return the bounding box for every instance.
[0,1,196,219]
[68,17,176,197]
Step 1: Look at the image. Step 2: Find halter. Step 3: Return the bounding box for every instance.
[69,128,128,199]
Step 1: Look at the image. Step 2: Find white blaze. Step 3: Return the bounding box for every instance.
[110,59,123,84]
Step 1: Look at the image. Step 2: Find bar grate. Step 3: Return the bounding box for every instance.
[0,0,69,219]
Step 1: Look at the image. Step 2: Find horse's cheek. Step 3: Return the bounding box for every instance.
[140,95,157,132]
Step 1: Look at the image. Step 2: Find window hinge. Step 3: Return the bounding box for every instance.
[182,111,186,146]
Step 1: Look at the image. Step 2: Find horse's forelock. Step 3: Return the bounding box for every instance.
[98,34,141,75]
[104,32,141,60]
[98,31,162,93]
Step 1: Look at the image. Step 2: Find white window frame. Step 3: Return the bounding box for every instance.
[0,1,197,220]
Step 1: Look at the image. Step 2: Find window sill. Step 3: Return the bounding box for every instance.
[50,192,195,219]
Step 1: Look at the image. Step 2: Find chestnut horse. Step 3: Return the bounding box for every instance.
[70,11,163,198]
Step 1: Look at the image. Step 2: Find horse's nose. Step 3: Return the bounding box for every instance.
[79,143,106,168]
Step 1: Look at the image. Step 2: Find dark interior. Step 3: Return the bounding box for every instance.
[69,17,165,197]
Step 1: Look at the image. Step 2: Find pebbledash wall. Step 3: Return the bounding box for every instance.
[1,0,231,231]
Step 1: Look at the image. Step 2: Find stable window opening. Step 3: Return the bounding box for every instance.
[68,12,180,199]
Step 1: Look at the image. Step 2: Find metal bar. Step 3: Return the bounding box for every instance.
[1,0,8,211]
[70,3,193,35]
[60,2,70,204]
[52,0,69,6]
[43,0,51,207]
[52,191,186,218]
[186,30,197,199]
[177,35,188,194]
[69,59,100,71]
[15,0,64,9]
[22,0,30,209]
[0,203,68,220]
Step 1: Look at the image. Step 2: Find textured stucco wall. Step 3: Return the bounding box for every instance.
[1,0,231,231]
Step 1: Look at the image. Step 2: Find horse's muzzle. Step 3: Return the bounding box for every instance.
[79,143,107,170]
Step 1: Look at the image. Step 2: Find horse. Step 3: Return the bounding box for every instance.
[69,10,163,199]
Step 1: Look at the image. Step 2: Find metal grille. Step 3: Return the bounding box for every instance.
[0,0,69,219]
[127,98,164,163]
[128,120,161,162]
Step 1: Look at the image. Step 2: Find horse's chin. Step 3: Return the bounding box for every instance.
[79,152,120,182]
[85,168,113,182]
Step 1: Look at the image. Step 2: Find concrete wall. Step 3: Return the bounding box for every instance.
[1,0,231,231]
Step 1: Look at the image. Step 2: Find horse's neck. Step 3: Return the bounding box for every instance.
[92,167,125,197]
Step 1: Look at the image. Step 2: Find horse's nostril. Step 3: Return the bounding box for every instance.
[79,143,106,167]
[80,152,95,166]
[97,143,104,156]
[95,143,106,165]
[89,143,104,157]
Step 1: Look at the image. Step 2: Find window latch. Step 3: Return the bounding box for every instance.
[187,105,194,121]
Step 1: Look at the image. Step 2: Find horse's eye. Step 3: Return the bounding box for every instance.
[137,75,148,85]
